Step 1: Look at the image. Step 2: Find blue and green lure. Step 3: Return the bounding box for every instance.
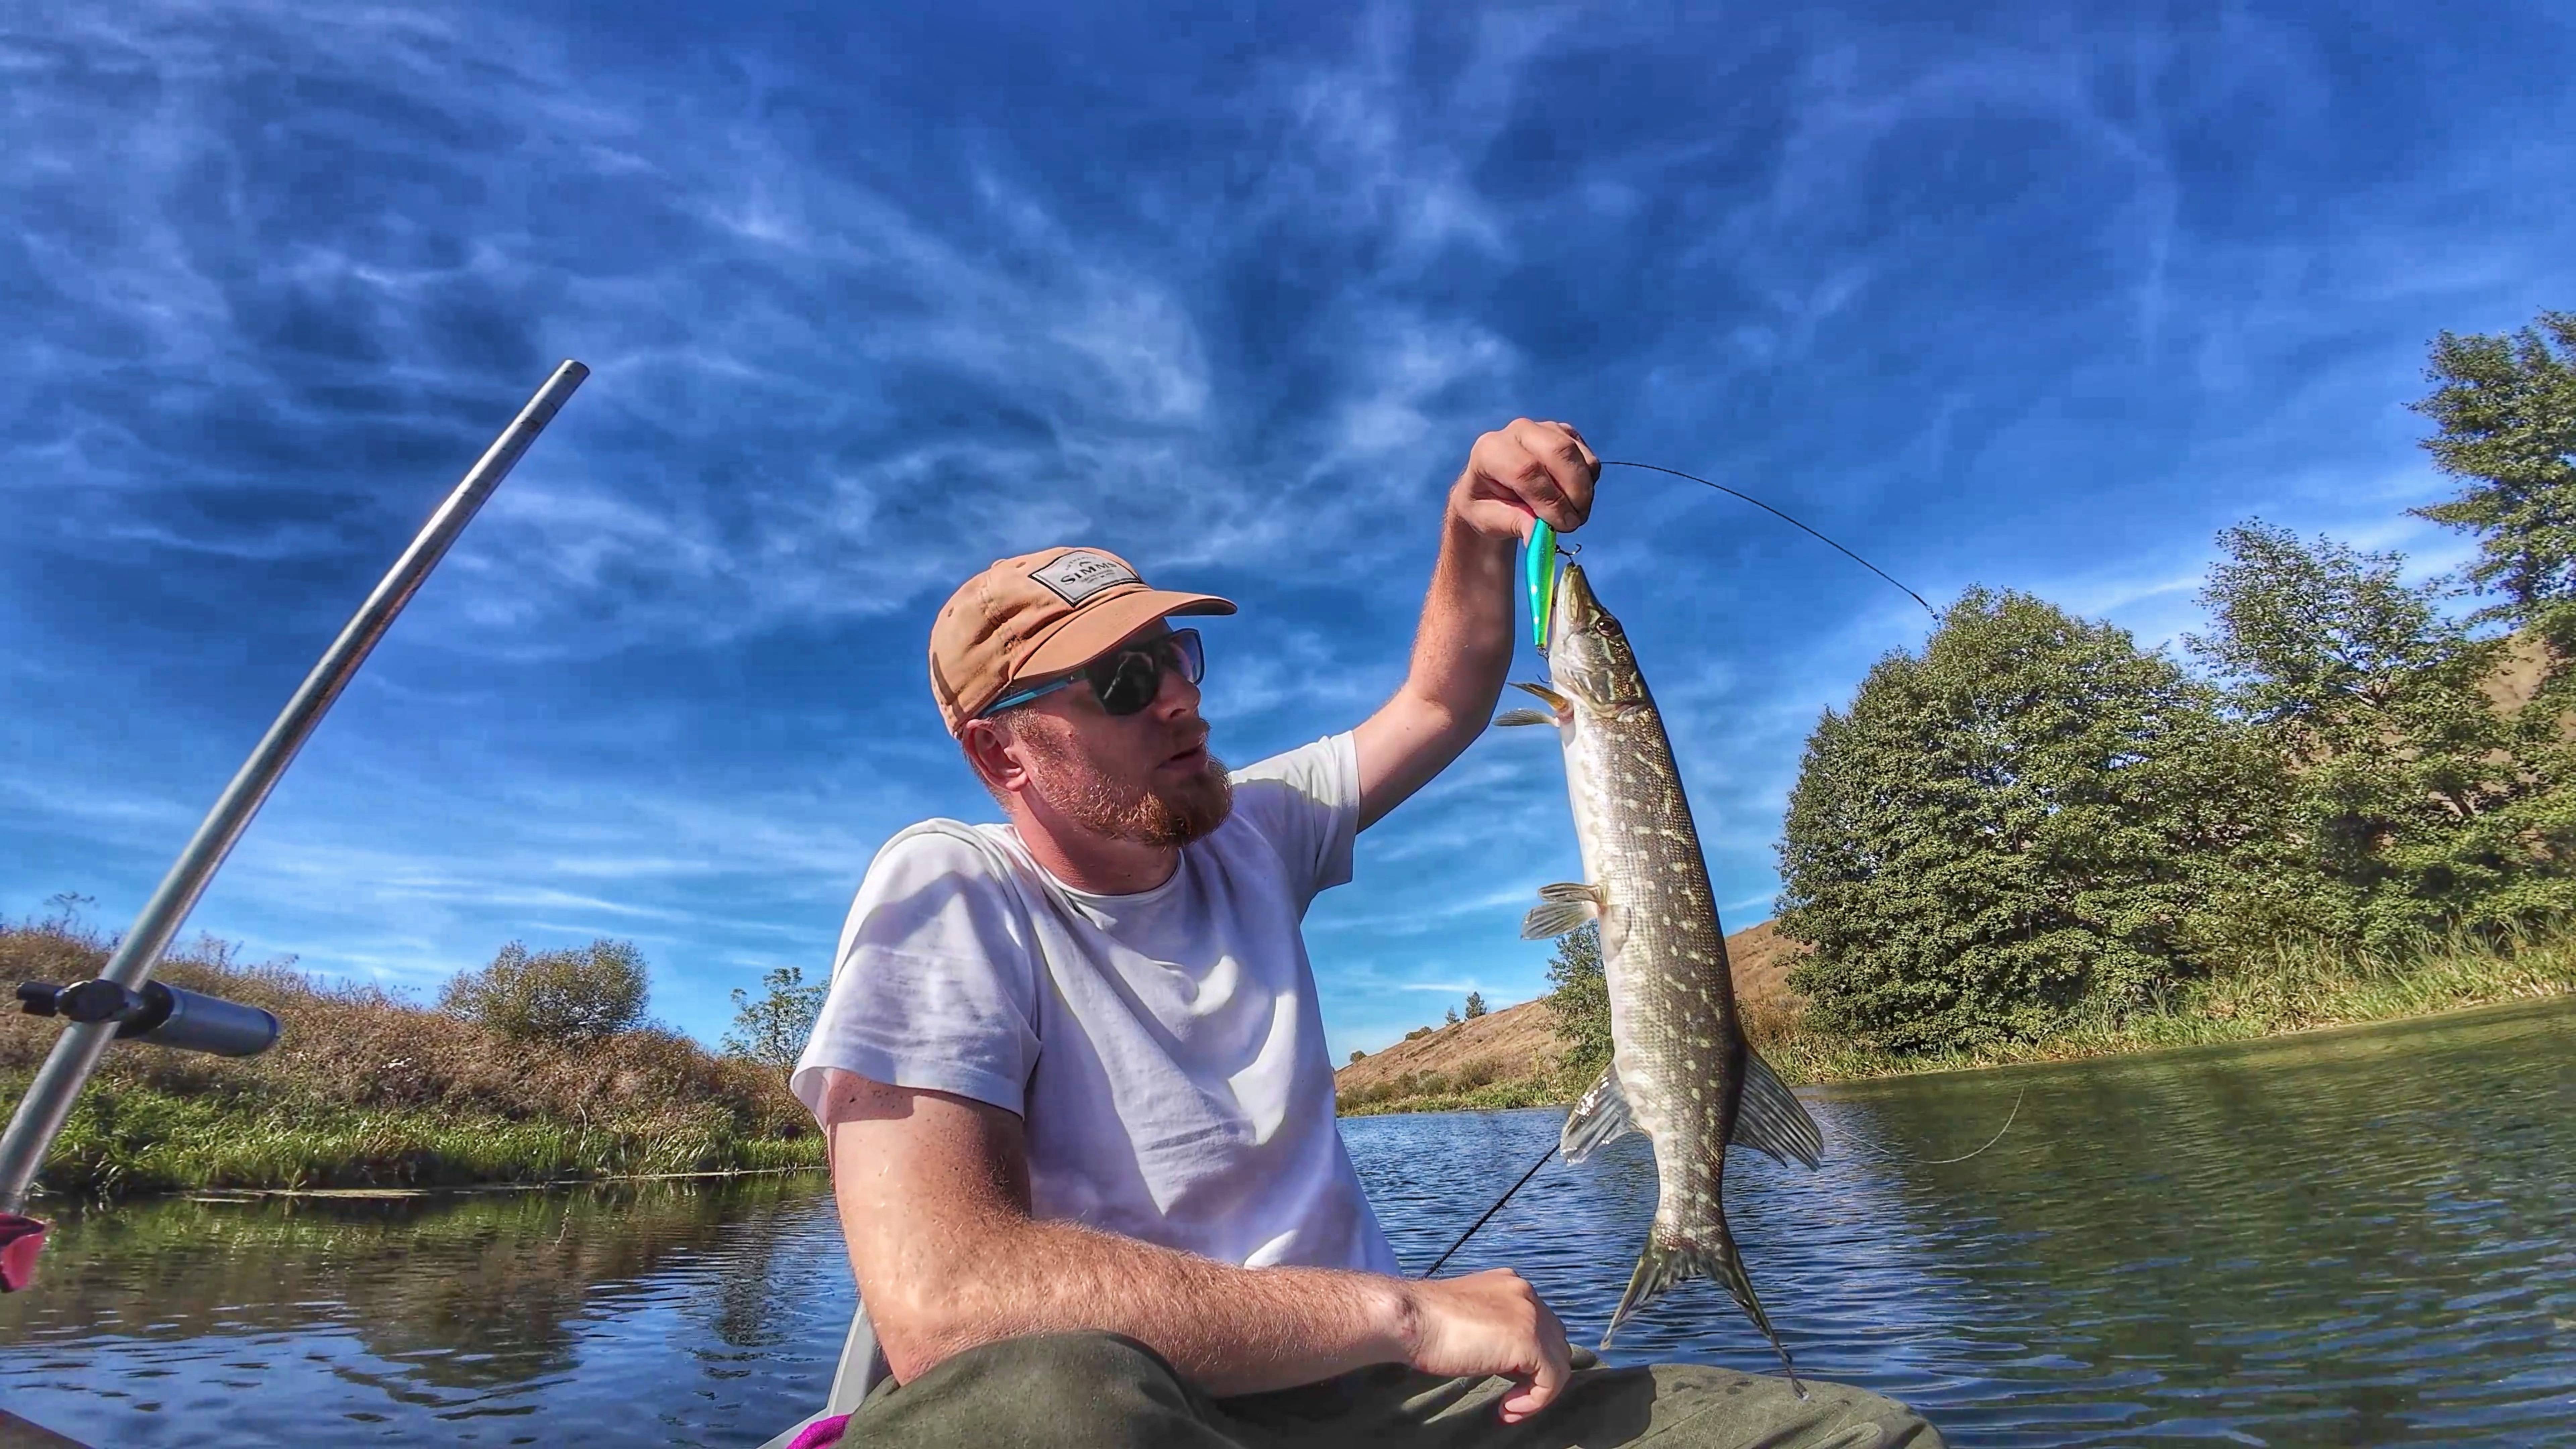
[1525,517,1561,650]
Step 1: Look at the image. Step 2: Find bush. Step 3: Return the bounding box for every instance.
[2,921,816,1196]
[1403,1026,1432,1041]
[441,939,650,1042]
[1347,1049,1364,1063]
[1778,589,2262,1052]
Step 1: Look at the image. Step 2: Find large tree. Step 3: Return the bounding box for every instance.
[2192,520,2576,947]
[724,966,827,1083]
[2411,311,2576,640]
[1543,922,1610,1080]
[1777,589,2263,1051]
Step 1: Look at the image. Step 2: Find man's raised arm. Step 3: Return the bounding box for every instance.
[820,1069,1574,1420]
[1354,419,1598,830]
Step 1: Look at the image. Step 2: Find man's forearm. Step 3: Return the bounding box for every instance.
[1355,512,1518,827]
[1405,508,1520,729]
[876,1211,1415,1394]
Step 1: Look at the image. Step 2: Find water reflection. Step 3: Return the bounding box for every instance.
[4,1001,2572,1446]
[0,1179,852,1446]
[1346,998,2576,1446]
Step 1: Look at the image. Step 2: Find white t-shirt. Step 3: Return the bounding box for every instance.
[792,732,1399,1279]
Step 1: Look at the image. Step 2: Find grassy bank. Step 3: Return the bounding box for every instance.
[1339,928,2576,1116]
[1,924,823,1197]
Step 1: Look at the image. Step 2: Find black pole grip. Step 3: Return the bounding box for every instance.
[116,984,281,1058]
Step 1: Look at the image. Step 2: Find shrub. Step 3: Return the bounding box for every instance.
[441,939,649,1042]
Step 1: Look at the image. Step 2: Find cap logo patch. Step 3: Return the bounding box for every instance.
[1030,549,1139,606]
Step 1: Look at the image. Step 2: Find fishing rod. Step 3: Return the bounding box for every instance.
[1419,1140,1557,1279]
[1417,1090,2026,1280]
[0,362,589,1292]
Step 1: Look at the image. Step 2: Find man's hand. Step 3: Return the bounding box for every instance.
[1449,418,1600,543]
[1404,1269,1574,1423]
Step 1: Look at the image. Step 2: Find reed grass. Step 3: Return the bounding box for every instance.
[0,922,824,1197]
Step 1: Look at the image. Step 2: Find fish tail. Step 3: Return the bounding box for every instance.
[1601,1219,1803,1397]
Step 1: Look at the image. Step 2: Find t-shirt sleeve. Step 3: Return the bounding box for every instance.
[790,826,1041,1124]
[1225,732,1362,905]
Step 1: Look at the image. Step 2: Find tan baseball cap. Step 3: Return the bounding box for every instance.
[928,546,1235,735]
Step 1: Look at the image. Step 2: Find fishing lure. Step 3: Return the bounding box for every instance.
[1525,518,1559,649]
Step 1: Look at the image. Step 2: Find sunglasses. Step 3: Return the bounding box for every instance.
[983,628,1205,718]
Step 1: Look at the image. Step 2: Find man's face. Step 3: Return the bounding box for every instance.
[999,626,1232,847]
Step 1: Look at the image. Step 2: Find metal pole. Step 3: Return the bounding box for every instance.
[0,361,589,1216]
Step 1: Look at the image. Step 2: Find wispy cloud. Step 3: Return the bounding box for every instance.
[6,0,2572,1059]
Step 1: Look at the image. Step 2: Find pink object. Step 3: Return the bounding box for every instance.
[0,1214,45,1293]
[784,1413,850,1449]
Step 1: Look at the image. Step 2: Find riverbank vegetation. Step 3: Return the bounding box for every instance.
[1344,310,2576,1114]
[0,920,823,1198]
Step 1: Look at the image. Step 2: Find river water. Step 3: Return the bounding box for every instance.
[3,1000,2572,1446]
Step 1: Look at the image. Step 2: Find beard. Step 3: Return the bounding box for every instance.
[1020,726,1234,848]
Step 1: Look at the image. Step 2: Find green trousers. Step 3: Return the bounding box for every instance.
[842,1331,1944,1449]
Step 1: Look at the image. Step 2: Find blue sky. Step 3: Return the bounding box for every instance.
[4,0,2571,1058]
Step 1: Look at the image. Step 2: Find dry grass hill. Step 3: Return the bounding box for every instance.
[1336,919,1808,1115]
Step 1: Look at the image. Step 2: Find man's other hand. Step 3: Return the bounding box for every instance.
[1450,418,1600,544]
[1403,1268,1574,1423]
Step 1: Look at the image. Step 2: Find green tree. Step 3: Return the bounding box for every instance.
[2188,521,2469,730]
[2192,520,2576,946]
[1777,589,2261,1051]
[1442,1005,1459,1027]
[723,966,827,1082]
[2410,311,2576,638]
[440,939,649,1041]
[1462,991,1488,1019]
[1544,922,1611,1079]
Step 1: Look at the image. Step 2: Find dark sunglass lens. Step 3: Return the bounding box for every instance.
[1096,650,1161,715]
[1170,630,1204,685]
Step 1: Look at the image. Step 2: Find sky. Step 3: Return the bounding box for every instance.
[3,0,2572,1059]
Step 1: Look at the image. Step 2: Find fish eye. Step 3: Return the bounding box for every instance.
[1595,617,1623,637]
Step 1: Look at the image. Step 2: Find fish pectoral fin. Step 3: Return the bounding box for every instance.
[1519,882,1603,939]
[1492,709,1557,728]
[1510,680,1574,721]
[1729,1046,1826,1170]
[1559,1065,1634,1164]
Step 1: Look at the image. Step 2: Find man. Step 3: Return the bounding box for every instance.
[791,420,1940,1447]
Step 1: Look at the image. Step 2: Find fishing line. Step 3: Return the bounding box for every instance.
[1598,460,1938,619]
[1419,1140,1557,1279]
[1845,1087,2027,1167]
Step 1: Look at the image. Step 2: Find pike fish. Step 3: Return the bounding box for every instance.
[1496,561,1825,1380]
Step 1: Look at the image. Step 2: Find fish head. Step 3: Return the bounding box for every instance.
[1546,563,1649,709]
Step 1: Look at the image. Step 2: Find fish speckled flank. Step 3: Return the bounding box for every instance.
[1504,561,1825,1385]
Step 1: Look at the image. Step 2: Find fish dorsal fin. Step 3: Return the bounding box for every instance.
[1560,1065,1635,1164]
[1729,1047,1825,1169]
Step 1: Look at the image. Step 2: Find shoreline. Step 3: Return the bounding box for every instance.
[1339,949,2576,1117]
